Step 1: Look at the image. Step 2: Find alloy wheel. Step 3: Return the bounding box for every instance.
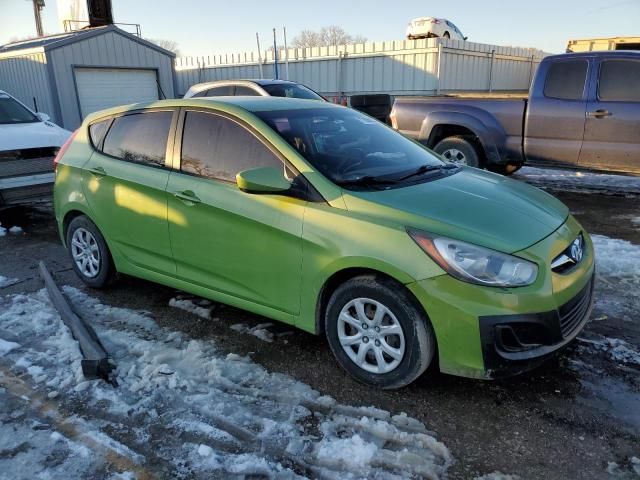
[442,148,467,165]
[71,228,101,278]
[337,298,406,374]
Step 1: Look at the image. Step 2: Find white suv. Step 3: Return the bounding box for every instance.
[0,90,70,206]
[406,17,467,41]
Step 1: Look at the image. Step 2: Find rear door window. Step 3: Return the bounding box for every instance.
[598,59,640,102]
[180,111,282,181]
[234,86,261,96]
[102,111,173,167]
[204,86,234,96]
[544,60,588,100]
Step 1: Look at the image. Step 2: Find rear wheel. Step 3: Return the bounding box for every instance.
[433,136,481,168]
[325,275,436,389]
[66,215,116,288]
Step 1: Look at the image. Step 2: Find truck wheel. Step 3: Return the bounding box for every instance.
[66,215,117,288]
[433,136,481,168]
[324,275,436,389]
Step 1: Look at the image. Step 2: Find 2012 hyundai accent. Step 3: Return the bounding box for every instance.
[54,97,595,389]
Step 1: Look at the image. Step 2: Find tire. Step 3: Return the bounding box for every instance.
[66,215,116,288]
[433,136,482,168]
[325,275,436,389]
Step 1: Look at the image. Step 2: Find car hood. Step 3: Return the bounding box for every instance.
[0,121,71,152]
[342,168,569,253]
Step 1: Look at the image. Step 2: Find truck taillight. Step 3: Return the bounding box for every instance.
[53,129,78,174]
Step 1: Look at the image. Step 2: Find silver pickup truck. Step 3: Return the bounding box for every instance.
[390,51,640,175]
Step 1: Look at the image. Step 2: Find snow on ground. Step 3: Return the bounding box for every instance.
[0,276,18,288]
[168,295,214,320]
[8,226,22,234]
[590,235,640,322]
[0,223,5,237]
[513,166,640,195]
[0,288,451,479]
[231,323,276,343]
[474,473,521,480]
[578,337,640,366]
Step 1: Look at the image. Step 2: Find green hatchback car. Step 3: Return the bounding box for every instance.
[54,97,595,388]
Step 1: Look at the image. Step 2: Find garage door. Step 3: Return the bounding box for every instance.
[75,68,159,118]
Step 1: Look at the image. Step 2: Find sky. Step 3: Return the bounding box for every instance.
[1,0,639,56]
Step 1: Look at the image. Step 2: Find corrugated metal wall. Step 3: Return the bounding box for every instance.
[175,38,545,98]
[0,50,56,120]
[48,30,175,128]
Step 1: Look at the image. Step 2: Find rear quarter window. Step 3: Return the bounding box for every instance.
[544,60,588,100]
[102,111,173,167]
[88,119,111,149]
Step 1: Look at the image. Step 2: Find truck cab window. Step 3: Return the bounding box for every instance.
[544,60,588,100]
[598,59,640,102]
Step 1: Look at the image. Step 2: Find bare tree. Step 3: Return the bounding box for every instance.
[291,26,366,48]
[147,38,181,56]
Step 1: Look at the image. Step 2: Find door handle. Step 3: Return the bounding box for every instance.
[88,166,107,177]
[587,109,612,118]
[173,190,201,205]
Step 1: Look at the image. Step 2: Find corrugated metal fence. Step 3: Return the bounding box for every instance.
[175,38,547,98]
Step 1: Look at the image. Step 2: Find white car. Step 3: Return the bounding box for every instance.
[406,17,467,41]
[0,90,71,206]
[184,79,325,101]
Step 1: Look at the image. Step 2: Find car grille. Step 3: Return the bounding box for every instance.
[0,147,58,178]
[558,278,593,338]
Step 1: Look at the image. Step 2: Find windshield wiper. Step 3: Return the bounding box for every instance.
[393,163,458,182]
[336,175,399,189]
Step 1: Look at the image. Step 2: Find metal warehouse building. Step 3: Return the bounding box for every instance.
[0,25,176,129]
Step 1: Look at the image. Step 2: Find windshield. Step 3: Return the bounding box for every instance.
[255,107,447,188]
[0,95,39,124]
[261,83,325,101]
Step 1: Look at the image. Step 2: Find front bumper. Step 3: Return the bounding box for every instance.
[407,215,595,379]
[478,274,594,378]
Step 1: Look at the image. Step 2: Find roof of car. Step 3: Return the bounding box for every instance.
[551,50,640,59]
[197,96,336,111]
[84,96,340,124]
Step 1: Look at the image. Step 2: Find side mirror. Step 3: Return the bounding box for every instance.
[236,166,292,194]
[36,112,50,122]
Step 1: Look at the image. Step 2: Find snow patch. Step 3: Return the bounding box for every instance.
[0,276,19,288]
[9,226,22,234]
[0,288,451,478]
[579,337,640,366]
[0,223,6,237]
[168,296,213,319]
[592,235,640,277]
[475,473,521,480]
[514,166,640,195]
[0,338,20,356]
[231,322,275,342]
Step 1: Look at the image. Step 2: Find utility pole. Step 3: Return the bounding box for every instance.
[32,0,45,37]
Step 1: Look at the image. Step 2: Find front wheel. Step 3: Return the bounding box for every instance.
[433,136,482,168]
[325,275,436,389]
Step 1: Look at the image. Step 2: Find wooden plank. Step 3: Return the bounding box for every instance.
[38,261,114,383]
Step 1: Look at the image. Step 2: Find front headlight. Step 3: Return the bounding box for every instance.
[408,230,538,287]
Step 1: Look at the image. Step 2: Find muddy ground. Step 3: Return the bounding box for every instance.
[0,185,639,479]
